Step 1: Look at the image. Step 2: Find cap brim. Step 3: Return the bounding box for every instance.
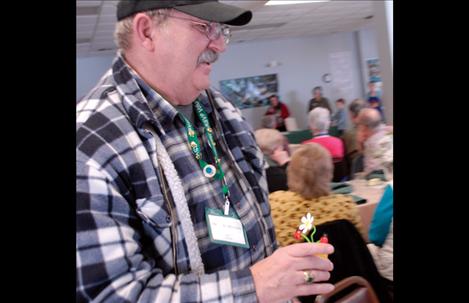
[175,2,252,26]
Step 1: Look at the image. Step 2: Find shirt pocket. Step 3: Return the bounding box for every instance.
[135,195,176,271]
[135,194,172,229]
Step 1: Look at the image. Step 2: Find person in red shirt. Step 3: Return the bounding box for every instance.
[302,107,344,162]
[263,94,290,131]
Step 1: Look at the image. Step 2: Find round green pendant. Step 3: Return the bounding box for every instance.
[203,164,217,178]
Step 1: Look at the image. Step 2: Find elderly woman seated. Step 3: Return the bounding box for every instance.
[269,143,365,247]
[254,128,291,193]
[302,107,344,163]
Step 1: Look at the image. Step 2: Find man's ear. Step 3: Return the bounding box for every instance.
[132,13,156,51]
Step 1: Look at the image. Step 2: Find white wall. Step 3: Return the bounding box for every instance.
[211,33,364,130]
[358,28,379,95]
[76,56,114,100]
[372,0,393,125]
[386,0,393,65]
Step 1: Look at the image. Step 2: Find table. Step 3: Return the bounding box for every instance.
[348,179,388,242]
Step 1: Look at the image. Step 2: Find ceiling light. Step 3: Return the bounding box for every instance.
[265,0,329,5]
[231,22,287,32]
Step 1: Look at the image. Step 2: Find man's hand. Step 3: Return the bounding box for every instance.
[270,147,290,166]
[250,243,335,303]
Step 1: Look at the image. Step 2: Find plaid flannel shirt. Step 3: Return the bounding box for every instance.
[76,54,278,302]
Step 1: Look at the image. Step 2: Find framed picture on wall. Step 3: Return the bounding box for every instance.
[219,74,278,109]
[366,58,382,83]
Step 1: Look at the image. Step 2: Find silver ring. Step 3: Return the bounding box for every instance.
[303,271,314,285]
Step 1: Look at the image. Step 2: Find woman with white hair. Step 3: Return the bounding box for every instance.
[302,107,344,162]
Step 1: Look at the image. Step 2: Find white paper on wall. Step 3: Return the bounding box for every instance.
[328,51,354,105]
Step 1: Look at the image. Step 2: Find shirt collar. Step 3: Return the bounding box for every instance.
[313,132,329,138]
[129,67,179,129]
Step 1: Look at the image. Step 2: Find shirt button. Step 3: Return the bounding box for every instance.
[166,215,171,223]
[252,244,256,251]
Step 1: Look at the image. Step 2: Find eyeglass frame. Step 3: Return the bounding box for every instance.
[157,12,232,45]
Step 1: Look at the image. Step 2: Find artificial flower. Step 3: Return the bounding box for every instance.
[299,212,314,234]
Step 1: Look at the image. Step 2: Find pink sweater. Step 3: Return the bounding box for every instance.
[302,135,344,161]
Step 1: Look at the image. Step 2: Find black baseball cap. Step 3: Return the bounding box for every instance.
[117,0,252,26]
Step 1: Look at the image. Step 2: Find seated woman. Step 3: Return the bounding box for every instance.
[269,143,365,247]
[302,107,344,162]
[254,128,291,193]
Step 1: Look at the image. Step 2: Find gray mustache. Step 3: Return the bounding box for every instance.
[197,50,218,65]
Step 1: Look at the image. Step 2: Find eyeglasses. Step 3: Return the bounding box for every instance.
[159,13,232,45]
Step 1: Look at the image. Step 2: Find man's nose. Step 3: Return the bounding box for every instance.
[208,35,227,53]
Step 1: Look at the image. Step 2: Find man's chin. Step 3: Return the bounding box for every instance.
[195,79,211,92]
[194,70,211,90]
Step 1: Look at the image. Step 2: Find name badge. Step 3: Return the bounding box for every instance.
[205,208,250,248]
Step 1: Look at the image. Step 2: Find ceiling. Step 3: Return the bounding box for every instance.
[77,0,375,57]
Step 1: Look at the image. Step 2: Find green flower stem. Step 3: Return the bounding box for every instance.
[301,233,312,243]
[309,225,317,242]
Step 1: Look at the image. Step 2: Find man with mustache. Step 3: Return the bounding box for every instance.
[76,1,334,302]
